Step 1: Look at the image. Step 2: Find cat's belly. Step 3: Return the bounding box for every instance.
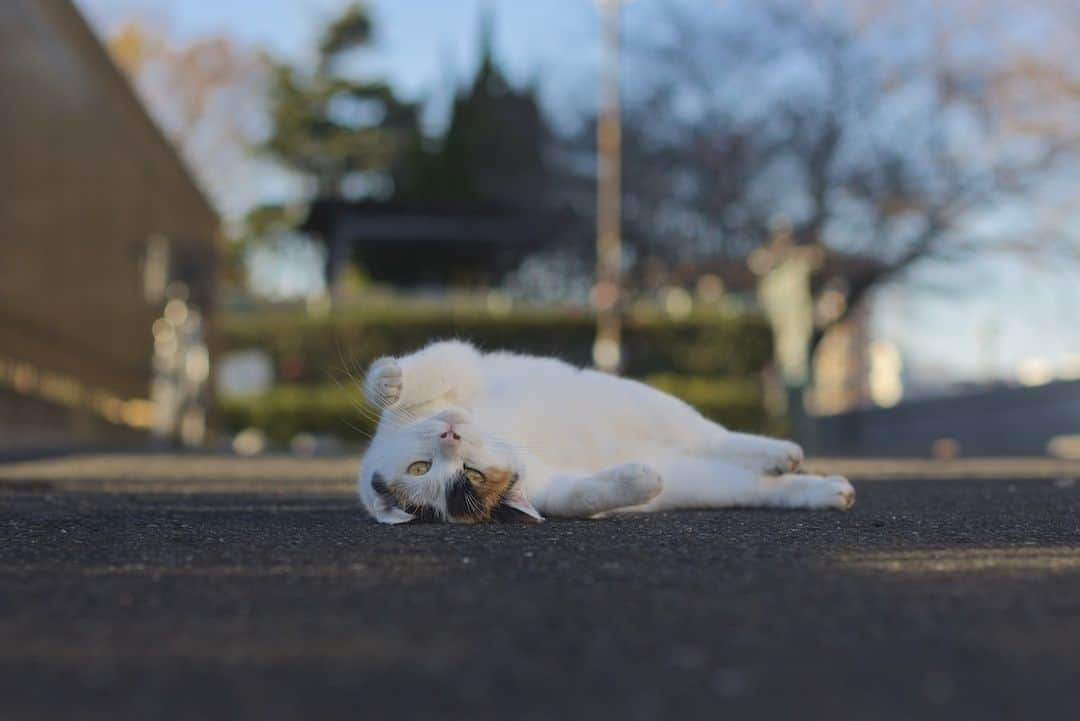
[470,355,706,472]
[472,396,672,472]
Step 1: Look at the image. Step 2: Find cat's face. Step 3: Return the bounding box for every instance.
[359,407,541,524]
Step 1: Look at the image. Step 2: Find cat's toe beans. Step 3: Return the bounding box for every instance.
[365,359,403,406]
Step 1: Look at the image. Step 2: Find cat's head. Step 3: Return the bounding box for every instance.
[358,407,542,525]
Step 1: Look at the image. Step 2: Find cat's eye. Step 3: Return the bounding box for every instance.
[406,461,431,476]
[464,467,485,484]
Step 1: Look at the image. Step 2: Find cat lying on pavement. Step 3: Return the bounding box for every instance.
[358,340,854,524]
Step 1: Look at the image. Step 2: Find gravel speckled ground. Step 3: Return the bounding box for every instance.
[2,455,1080,720]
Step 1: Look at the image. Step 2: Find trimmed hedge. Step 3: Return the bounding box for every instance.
[644,374,767,432]
[219,384,365,445]
[220,375,769,445]
[217,306,776,443]
[219,306,773,383]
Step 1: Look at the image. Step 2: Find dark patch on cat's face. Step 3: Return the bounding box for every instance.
[372,472,440,523]
[371,474,393,499]
[447,467,531,523]
[444,470,480,519]
[375,467,531,524]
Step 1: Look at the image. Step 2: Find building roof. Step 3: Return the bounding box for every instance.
[301,199,563,286]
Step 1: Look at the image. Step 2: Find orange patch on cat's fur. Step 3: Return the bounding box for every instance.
[384,466,521,523]
[470,466,517,519]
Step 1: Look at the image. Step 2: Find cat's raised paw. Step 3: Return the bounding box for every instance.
[364,357,403,408]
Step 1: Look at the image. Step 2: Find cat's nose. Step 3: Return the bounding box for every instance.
[440,426,462,443]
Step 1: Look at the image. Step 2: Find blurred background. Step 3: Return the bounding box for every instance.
[2,0,1077,460]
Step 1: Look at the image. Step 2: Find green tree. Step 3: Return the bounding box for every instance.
[394,15,553,209]
[262,2,419,199]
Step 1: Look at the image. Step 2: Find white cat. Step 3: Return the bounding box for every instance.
[357,340,854,524]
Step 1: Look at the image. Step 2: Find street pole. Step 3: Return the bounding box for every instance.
[593,0,623,373]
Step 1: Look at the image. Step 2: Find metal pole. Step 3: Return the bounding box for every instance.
[593,0,623,373]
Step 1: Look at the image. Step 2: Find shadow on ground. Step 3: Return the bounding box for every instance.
[2,457,1079,720]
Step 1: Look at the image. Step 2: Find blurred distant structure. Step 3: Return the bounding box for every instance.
[393,16,554,211]
[258,4,568,303]
[0,0,218,454]
[583,0,1078,425]
[302,200,560,289]
[748,225,886,429]
[592,0,628,373]
[810,379,1080,458]
[808,304,874,416]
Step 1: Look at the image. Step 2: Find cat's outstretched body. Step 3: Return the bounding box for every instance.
[358,340,854,524]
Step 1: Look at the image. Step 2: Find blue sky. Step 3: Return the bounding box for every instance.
[76,0,602,129]
[73,0,1080,388]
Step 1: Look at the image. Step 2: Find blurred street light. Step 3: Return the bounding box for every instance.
[593,0,628,373]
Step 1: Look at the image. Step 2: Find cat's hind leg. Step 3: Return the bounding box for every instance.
[634,457,853,512]
[532,463,664,519]
[697,429,805,475]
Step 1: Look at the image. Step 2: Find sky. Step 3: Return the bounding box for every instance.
[75,0,602,129]
[72,0,1080,390]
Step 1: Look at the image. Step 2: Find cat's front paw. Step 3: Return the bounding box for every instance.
[609,463,664,506]
[364,357,403,408]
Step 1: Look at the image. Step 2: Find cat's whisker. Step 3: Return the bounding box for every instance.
[328,372,403,431]
[332,413,376,442]
[335,352,417,429]
[389,403,421,423]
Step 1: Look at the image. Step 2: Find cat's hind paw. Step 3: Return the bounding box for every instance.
[784,474,854,511]
[364,357,403,408]
[828,476,856,510]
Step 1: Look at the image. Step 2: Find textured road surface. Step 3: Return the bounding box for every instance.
[2,456,1080,721]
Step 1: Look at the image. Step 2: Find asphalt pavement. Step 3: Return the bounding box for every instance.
[2,454,1080,721]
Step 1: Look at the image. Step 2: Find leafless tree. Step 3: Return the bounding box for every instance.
[606,0,1076,375]
[107,21,273,223]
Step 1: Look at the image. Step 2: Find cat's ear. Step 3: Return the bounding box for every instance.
[373,505,416,525]
[369,472,415,524]
[494,486,543,523]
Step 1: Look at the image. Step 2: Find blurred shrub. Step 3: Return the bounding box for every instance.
[220,306,772,381]
[219,383,373,445]
[218,306,776,443]
[643,374,768,433]
[220,375,769,445]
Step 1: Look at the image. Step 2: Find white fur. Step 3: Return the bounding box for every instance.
[357,340,854,523]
